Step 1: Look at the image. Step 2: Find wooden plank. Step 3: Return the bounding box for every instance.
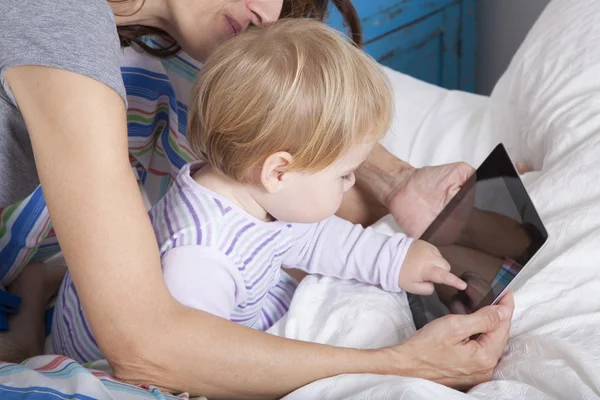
[326,0,475,91]
[442,3,460,89]
[459,0,476,92]
[327,0,459,43]
[364,11,445,86]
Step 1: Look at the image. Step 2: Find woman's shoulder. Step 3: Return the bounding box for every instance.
[1,0,126,104]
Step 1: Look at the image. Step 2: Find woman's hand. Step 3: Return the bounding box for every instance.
[389,160,533,239]
[385,291,514,390]
[387,162,475,238]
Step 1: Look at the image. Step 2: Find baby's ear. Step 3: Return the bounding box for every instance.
[260,152,293,193]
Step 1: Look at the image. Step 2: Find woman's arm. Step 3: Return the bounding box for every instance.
[5,65,513,399]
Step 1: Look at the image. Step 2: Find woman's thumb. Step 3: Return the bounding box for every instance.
[461,305,511,337]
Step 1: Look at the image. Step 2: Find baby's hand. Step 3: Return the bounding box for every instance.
[399,240,467,295]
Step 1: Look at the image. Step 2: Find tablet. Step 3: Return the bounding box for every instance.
[409,144,548,327]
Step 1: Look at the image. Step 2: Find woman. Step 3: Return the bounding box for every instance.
[0,0,514,398]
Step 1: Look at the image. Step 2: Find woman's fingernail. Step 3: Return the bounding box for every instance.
[498,306,512,321]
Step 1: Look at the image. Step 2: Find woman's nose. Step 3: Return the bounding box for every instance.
[247,0,283,26]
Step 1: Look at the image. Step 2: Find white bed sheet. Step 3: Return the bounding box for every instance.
[273,0,600,398]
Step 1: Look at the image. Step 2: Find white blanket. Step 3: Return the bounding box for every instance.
[275,0,600,398]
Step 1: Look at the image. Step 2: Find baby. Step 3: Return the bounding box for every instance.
[52,19,465,362]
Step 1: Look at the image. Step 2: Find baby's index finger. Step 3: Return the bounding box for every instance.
[448,273,468,291]
[428,266,467,290]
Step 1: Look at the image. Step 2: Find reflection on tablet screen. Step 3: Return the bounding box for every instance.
[418,145,547,316]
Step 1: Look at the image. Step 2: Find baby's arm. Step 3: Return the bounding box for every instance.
[283,216,413,292]
[161,246,246,319]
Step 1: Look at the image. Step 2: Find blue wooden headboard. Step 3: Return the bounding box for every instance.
[327,0,476,92]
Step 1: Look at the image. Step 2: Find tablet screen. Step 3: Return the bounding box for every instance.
[419,144,548,315]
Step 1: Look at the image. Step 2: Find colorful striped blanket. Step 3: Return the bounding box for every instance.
[0,356,195,399]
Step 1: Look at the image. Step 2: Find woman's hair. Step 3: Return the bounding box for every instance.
[111,0,363,58]
[187,19,392,183]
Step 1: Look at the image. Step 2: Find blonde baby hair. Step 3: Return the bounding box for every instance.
[187,18,393,182]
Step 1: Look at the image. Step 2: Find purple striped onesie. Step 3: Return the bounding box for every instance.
[51,162,413,364]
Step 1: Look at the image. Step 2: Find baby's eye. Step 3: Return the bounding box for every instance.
[341,173,354,181]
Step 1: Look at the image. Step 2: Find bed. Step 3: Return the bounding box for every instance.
[2,0,600,398]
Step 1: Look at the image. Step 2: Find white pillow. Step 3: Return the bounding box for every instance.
[489,0,600,171]
[380,68,498,170]
[382,0,600,173]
